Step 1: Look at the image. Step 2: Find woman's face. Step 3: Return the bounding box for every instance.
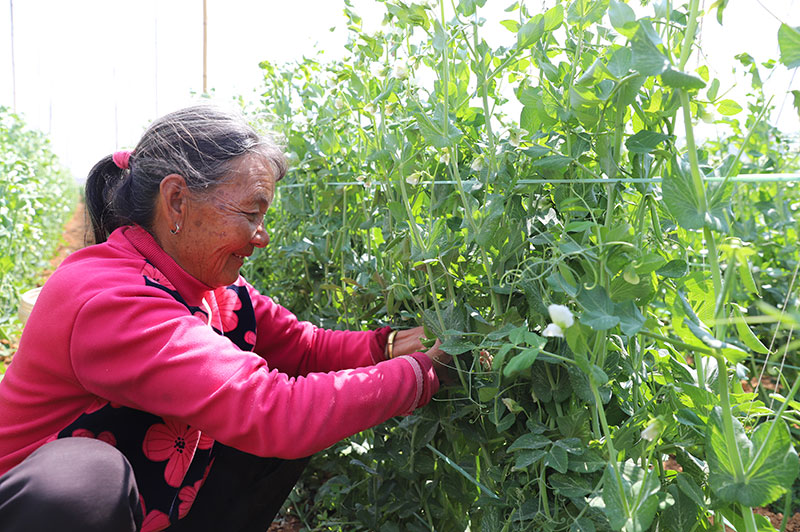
[175,154,276,288]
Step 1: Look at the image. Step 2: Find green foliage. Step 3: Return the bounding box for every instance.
[0,107,76,342]
[246,1,800,530]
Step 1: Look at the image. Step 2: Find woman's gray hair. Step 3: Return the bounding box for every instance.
[85,104,287,244]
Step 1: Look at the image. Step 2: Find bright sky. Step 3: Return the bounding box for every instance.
[0,0,798,180]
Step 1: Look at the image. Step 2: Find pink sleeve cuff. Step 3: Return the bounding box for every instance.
[372,326,393,364]
[395,352,439,415]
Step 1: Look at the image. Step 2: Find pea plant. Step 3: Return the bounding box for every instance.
[246,1,800,530]
[0,106,75,347]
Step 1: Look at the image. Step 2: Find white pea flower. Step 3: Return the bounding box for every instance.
[370,63,386,78]
[334,97,346,110]
[548,304,574,330]
[641,419,663,442]
[502,398,523,413]
[542,323,564,338]
[392,63,409,80]
[405,171,422,185]
[363,102,377,115]
[470,156,484,172]
[438,149,451,165]
[507,127,529,148]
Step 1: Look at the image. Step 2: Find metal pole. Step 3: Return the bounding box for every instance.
[154,1,158,116]
[202,0,207,94]
[9,0,16,112]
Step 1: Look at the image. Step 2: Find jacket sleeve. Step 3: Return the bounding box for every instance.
[69,284,438,459]
[246,280,394,376]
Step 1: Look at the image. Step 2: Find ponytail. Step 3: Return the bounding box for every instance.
[84,156,125,244]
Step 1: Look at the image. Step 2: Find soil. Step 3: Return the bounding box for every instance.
[44,200,93,276]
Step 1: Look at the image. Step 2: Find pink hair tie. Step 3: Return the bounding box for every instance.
[112,150,132,170]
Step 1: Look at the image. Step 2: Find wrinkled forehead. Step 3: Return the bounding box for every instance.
[213,154,277,207]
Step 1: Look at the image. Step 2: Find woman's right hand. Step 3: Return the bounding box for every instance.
[424,339,452,384]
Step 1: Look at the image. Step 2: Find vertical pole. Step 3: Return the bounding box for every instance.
[154,1,159,116]
[113,66,118,148]
[9,0,16,112]
[202,0,207,94]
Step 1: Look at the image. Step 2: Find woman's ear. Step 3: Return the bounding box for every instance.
[158,174,189,226]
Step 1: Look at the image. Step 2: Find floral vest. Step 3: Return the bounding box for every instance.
[55,261,257,532]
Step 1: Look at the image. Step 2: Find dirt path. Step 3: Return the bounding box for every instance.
[45,199,92,274]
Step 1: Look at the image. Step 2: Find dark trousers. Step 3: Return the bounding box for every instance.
[0,438,309,532]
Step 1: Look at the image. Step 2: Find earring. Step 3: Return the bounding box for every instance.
[170,223,180,235]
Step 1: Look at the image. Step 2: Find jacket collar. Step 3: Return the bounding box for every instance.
[116,225,213,307]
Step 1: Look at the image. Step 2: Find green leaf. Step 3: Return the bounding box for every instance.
[660,69,707,90]
[517,15,545,49]
[567,0,609,30]
[608,47,633,77]
[602,460,661,532]
[500,19,520,32]
[440,336,476,355]
[616,300,646,336]
[657,259,688,278]
[716,99,743,116]
[414,105,463,148]
[543,4,564,31]
[662,158,730,232]
[531,154,572,170]
[661,483,702,532]
[706,407,800,507]
[710,0,729,24]
[631,27,669,76]
[546,445,569,473]
[456,0,487,16]
[568,449,607,473]
[514,449,547,469]
[520,105,539,133]
[791,90,800,119]
[477,386,498,403]
[503,347,541,377]
[578,287,620,331]
[778,23,800,68]
[570,517,597,532]
[508,433,551,452]
[550,473,592,498]
[609,0,637,38]
[676,473,706,508]
[625,130,670,154]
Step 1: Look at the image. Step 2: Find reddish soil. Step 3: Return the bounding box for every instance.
[267,514,303,532]
[42,199,93,276]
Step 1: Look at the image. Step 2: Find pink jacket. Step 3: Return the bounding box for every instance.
[0,225,437,478]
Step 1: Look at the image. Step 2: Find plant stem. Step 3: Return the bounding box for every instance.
[471,14,498,187]
[715,354,758,532]
[590,382,631,519]
[678,0,700,71]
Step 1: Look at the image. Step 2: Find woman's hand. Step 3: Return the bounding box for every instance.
[387,326,452,383]
[390,326,428,357]
[424,339,453,384]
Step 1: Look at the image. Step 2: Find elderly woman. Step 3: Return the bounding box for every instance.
[0,105,449,532]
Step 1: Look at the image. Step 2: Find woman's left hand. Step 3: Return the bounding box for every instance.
[390,326,428,357]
